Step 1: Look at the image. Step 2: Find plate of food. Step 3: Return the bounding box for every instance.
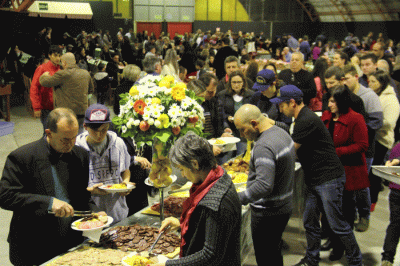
[71,214,113,231]
[372,165,400,185]
[228,171,248,185]
[208,137,241,147]
[122,251,169,266]
[99,183,135,193]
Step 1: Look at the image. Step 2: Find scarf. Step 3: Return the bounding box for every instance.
[179,165,224,257]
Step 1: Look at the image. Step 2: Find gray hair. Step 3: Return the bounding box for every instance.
[163,49,179,74]
[187,80,206,96]
[377,59,390,74]
[224,56,240,69]
[143,55,161,73]
[122,64,141,82]
[169,132,217,172]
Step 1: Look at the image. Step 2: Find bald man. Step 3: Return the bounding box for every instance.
[40,52,93,133]
[234,104,296,266]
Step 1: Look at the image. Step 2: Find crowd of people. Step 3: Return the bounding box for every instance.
[1,27,400,266]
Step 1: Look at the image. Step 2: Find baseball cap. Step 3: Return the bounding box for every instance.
[269,85,303,104]
[252,69,276,92]
[84,104,111,124]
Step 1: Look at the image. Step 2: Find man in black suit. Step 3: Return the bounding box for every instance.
[0,108,103,265]
[214,37,238,80]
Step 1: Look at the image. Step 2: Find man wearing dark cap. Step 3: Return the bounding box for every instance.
[250,69,291,131]
[39,52,93,133]
[270,85,363,266]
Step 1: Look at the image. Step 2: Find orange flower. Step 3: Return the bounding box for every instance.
[171,86,186,101]
[133,99,147,115]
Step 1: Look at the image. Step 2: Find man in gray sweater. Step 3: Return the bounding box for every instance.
[234,104,296,266]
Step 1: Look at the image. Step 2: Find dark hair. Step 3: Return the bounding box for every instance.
[98,63,106,71]
[336,51,349,64]
[246,61,259,83]
[343,64,358,77]
[48,45,62,56]
[360,53,378,64]
[222,37,230,45]
[330,85,351,114]
[224,56,239,68]
[195,59,205,68]
[47,108,77,132]
[370,69,390,95]
[240,54,251,65]
[312,58,328,89]
[85,123,107,130]
[199,72,218,87]
[187,80,207,96]
[324,66,344,80]
[169,131,217,172]
[263,62,277,73]
[228,70,248,96]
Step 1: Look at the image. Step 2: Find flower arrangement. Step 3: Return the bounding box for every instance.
[112,75,205,187]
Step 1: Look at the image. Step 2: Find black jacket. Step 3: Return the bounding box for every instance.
[114,80,135,115]
[166,172,242,266]
[214,46,239,80]
[0,138,91,265]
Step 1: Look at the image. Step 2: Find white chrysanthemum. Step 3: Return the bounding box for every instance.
[157,105,165,112]
[134,120,140,126]
[171,118,180,127]
[118,112,124,118]
[121,125,127,133]
[127,118,134,129]
[144,98,152,105]
[154,120,162,128]
[181,99,192,110]
[142,112,151,121]
[168,106,180,119]
[164,88,172,95]
[147,87,157,97]
[180,117,186,126]
[148,118,155,125]
[183,111,190,118]
[151,109,161,119]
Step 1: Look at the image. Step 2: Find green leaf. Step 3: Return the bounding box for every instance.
[154,131,173,143]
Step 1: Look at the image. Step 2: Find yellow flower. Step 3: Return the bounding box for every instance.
[157,114,170,128]
[159,80,170,88]
[129,86,139,96]
[164,75,175,84]
[171,86,186,101]
[151,97,161,105]
[174,82,187,89]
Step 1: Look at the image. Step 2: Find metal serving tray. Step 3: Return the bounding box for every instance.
[371,165,400,185]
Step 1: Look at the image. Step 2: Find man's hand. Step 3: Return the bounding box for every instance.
[224,128,233,134]
[386,159,400,167]
[34,110,41,118]
[51,198,74,217]
[221,132,233,137]
[135,157,151,170]
[213,145,222,156]
[87,183,109,195]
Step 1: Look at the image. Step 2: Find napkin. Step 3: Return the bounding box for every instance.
[82,228,103,243]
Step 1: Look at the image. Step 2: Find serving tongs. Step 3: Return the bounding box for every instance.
[147,225,170,255]
[48,210,93,217]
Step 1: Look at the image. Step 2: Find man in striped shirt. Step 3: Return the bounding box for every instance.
[234,104,296,266]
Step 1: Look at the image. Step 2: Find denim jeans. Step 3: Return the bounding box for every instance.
[303,175,362,266]
[382,189,400,263]
[251,207,291,266]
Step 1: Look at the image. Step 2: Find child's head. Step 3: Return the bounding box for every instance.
[84,104,111,143]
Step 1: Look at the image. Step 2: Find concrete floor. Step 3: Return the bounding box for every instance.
[0,105,396,266]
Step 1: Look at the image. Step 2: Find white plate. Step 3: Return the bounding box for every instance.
[145,175,177,188]
[121,251,169,266]
[208,137,241,146]
[372,166,400,185]
[99,183,136,193]
[71,216,113,232]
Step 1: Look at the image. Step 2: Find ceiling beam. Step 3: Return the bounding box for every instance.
[318,8,400,16]
[293,0,320,22]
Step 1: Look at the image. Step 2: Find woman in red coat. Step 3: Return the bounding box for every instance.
[321,85,369,259]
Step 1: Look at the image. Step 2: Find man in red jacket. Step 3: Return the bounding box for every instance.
[30,45,62,132]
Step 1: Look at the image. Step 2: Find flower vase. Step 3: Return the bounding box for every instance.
[148,138,173,188]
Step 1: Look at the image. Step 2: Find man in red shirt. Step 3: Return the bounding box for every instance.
[30,45,62,132]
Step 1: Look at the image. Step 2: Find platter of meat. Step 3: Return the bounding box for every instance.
[141,196,187,218]
[372,166,400,185]
[223,158,249,173]
[98,224,180,257]
[99,183,135,193]
[121,251,168,266]
[71,214,113,231]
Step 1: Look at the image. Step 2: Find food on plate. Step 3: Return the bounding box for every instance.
[232,173,248,184]
[104,183,127,189]
[123,255,151,266]
[223,159,249,173]
[47,246,127,265]
[151,196,187,217]
[392,172,400,177]
[170,191,189,197]
[99,224,180,256]
[75,213,108,230]
[214,138,226,145]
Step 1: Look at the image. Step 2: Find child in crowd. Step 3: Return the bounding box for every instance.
[76,104,132,223]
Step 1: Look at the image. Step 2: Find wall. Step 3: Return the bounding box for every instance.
[134,0,195,22]
[195,0,249,22]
